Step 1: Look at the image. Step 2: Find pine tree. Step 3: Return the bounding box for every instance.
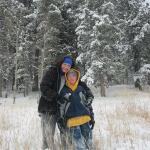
[58,2,78,56]
[76,1,123,96]
[0,0,14,97]
[1,0,150,97]
[36,0,64,88]
[0,0,6,97]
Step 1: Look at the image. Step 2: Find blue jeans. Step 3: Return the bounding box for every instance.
[60,123,94,150]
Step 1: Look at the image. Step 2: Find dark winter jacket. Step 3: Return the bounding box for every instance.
[38,66,94,114]
[58,85,92,119]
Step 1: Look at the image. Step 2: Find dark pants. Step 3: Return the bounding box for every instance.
[41,113,57,150]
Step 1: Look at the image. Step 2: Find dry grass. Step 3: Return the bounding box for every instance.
[127,104,150,125]
[93,89,150,149]
[0,112,9,131]
[94,135,104,150]
[0,135,2,148]
[0,88,150,150]
[0,104,42,150]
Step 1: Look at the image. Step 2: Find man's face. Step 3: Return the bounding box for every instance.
[67,74,77,85]
[61,63,71,73]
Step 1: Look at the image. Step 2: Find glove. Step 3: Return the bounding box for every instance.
[57,93,71,104]
[89,119,95,130]
[57,96,68,104]
[64,93,71,100]
[86,97,93,106]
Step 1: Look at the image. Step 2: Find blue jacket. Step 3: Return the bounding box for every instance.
[58,85,93,122]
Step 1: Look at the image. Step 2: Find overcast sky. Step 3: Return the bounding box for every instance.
[145,0,150,4]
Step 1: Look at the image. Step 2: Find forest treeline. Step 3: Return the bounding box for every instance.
[0,0,150,97]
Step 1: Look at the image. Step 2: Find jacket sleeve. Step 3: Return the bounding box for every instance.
[40,67,59,101]
[79,81,94,99]
[88,104,94,121]
[81,87,94,121]
[84,90,94,121]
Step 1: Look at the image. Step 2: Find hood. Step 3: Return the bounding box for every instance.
[65,69,80,92]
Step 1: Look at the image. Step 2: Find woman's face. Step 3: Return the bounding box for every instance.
[61,63,71,73]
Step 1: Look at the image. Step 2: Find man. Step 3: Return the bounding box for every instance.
[38,55,94,150]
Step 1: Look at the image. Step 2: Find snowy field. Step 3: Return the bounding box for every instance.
[0,85,150,150]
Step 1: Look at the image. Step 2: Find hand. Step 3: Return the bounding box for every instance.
[89,119,95,130]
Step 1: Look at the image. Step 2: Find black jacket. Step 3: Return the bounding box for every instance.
[38,66,94,114]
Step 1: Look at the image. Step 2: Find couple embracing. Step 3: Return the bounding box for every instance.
[38,55,95,150]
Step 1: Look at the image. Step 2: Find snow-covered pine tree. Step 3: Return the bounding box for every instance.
[0,0,16,97]
[0,0,7,97]
[112,0,133,84]
[76,7,95,76]
[2,0,31,102]
[58,0,86,58]
[76,1,122,96]
[115,0,150,84]
[131,2,150,70]
[12,2,26,103]
[58,2,78,56]
[1,0,150,97]
[37,0,63,85]
[23,3,39,91]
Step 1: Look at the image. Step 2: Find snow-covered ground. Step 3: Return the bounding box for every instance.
[0,85,150,150]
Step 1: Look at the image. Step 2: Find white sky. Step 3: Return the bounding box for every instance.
[145,0,150,4]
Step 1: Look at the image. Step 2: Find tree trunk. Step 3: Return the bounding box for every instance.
[32,49,39,91]
[5,45,9,98]
[100,71,106,97]
[133,46,141,72]
[13,29,19,104]
[12,68,15,91]
[0,72,2,97]
[5,79,9,98]
[148,73,150,86]
[24,81,29,97]
[125,69,128,84]
[39,33,46,89]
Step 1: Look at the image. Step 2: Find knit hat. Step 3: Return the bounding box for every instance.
[63,57,73,67]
